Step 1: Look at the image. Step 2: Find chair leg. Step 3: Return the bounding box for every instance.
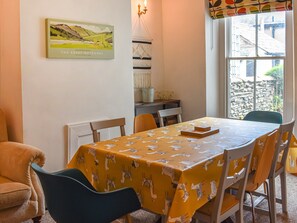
[263,181,268,194]
[268,178,277,223]
[264,181,272,223]
[235,208,243,223]
[248,192,256,223]
[280,171,288,213]
[125,214,133,223]
[32,216,42,223]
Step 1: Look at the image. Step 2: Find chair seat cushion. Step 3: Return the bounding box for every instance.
[197,193,239,216]
[0,176,31,210]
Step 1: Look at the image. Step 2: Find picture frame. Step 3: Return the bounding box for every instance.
[46,18,114,59]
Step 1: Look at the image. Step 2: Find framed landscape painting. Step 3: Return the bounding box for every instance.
[46,18,114,59]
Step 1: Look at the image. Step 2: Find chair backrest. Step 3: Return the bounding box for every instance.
[31,163,140,223]
[243,111,283,124]
[0,109,8,142]
[31,163,95,223]
[212,139,255,222]
[252,130,278,188]
[90,118,126,142]
[134,113,157,133]
[270,120,295,177]
[157,107,182,127]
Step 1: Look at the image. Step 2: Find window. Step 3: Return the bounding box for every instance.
[226,12,289,119]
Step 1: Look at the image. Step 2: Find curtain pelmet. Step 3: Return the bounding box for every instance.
[209,0,293,19]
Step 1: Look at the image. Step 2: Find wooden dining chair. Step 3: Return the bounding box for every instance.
[193,139,255,223]
[266,120,294,222]
[90,118,126,142]
[157,107,182,127]
[233,130,279,223]
[243,111,283,124]
[134,113,157,133]
[246,120,294,223]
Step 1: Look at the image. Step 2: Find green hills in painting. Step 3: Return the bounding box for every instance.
[49,23,113,50]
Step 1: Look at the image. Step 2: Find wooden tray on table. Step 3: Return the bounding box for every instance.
[180,126,219,138]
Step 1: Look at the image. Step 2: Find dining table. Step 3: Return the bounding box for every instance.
[67,117,279,223]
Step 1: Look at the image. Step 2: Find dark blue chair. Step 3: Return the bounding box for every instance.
[243,111,282,124]
[31,163,141,223]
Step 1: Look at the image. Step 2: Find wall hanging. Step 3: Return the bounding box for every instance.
[132,39,152,102]
[46,18,114,59]
[132,40,151,87]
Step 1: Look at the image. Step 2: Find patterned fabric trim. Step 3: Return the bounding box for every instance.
[209,0,293,19]
[132,40,152,89]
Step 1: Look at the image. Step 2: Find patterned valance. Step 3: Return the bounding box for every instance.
[209,0,293,19]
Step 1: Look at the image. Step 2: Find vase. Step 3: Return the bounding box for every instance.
[142,87,154,103]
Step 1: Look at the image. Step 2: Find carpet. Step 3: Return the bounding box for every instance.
[23,209,160,223]
[23,173,297,223]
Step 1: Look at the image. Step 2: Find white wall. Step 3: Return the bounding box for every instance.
[131,0,165,95]
[20,0,134,171]
[282,11,295,123]
[162,0,207,121]
[205,11,220,117]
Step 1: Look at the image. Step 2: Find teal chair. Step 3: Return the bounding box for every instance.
[31,163,141,223]
[243,111,282,124]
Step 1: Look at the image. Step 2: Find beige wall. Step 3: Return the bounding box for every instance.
[18,0,208,171]
[162,0,207,120]
[20,0,134,171]
[131,0,209,121]
[0,0,23,142]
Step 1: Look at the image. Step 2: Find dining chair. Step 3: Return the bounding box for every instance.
[134,113,157,133]
[90,118,126,142]
[259,120,294,223]
[157,107,182,127]
[31,163,141,223]
[193,139,255,223]
[245,120,295,223]
[243,111,283,124]
[233,130,279,223]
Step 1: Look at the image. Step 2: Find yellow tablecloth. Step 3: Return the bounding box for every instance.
[68,117,278,223]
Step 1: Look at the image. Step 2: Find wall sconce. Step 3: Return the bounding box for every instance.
[138,0,148,17]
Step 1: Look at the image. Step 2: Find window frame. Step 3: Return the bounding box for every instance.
[223,12,294,122]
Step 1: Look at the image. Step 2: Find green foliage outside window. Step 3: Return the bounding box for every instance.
[265,64,284,112]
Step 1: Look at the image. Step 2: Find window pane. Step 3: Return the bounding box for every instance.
[228,59,255,119]
[227,12,286,120]
[231,15,256,57]
[255,60,284,113]
[257,12,286,57]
